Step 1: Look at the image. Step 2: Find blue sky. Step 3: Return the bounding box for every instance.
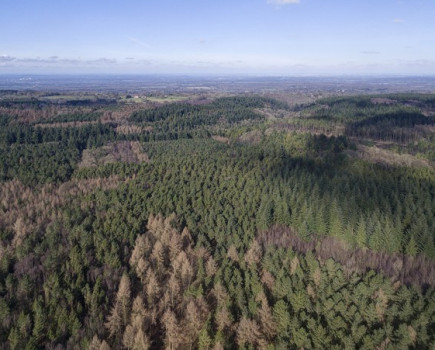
[1,0,434,75]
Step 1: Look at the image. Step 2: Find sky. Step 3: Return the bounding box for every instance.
[1,0,434,75]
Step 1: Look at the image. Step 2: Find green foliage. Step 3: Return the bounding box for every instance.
[0,143,79,185]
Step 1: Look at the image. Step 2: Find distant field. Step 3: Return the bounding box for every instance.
[120,94,191,104]
[145,95,190,103]
[39,94,99,101]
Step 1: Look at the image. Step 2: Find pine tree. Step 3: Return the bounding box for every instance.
[146,270,160,304]
[100,340,111,350]
[290,290,309,313]
[184,299,204,343]
[257,199,274,230]
[130,234,149,267]
[383,217,401,253]
[151,240,165,272]
[215,306,232,331]
[122,325,135,349]
[212,283,229,306]
[212,341,224,350]
[31,298,46,345]
[273,300,290,334]
[290,256,300,276]
[245,240,262,267]
[227,245,239,262]
[310,321,331,348]
[256,292,277,340]
[105,303,122,338]
[136,258,149,283]
[168,231,182,262]
[328,201,344,239]
[8,328,20,350]
[168,274,180,307]
[198,324,212,350]
[369,220,383,251]
[88,336,103,350]
[292,327,311,349]
[236,317,262,347]
[133,329,150,350]
[405,235,417,256]
[117,274,132,326]
[162,309,181,350]
[206,257,218,277]
[314,204,328,236]
[355,216,367,248]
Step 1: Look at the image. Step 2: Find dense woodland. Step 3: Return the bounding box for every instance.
[0,91,434,349]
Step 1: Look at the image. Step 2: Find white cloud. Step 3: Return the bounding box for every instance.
[393,18,404,23]
[267,0,300,5]
[86,58,117,65]
[0,56,119,68]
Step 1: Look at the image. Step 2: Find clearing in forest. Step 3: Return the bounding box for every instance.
[79,141,150,167]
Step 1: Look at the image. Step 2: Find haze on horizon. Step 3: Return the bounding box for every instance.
[1,0,434,76]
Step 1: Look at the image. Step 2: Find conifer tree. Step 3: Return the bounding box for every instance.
[215,306,232,332]
[88,335,103,350]
[162,309,181,350]
[405,235,417,256]
[273,300,290,334]
[145,270,160,304]
[236,317,262,347]
[245,240,262,267]
[100,340,111,350]
[256,292,277,340]
[133,329,150,350]
[355,215,367,248]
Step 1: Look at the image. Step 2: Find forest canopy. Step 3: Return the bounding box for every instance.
[0,91,433,349]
